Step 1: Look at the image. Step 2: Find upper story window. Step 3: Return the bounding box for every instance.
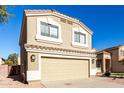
[36,17,62,44]
[72,26,88,48]
[41,22,59,39]
[74,32,86,44]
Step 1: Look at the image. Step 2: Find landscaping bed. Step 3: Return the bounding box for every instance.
[111,73,124,78]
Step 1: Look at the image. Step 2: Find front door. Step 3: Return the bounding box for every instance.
[105,59,111,72]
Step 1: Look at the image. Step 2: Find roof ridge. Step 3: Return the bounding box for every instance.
[101,45,123,51]
[24,9,79,21]
[25,9,53,10]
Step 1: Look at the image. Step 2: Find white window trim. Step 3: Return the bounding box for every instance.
[121,50,124,56]
[72,26,88,48]
[36,17,62,44]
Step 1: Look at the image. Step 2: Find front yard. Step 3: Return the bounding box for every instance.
[0,75,45,88]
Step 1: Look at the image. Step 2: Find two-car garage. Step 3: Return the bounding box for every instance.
[41,57,89,81]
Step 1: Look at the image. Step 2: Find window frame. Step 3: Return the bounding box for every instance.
[40,22,50,37]
[74,32,86,44]
[74,32,80,43]
[36,17,62,44]
[40,22,59,39]
[120,50,124,56]
[49,24,59,38]
[72,30,88,48]
[122,51,124,56]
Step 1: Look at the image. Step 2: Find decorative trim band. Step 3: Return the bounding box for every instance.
[25,44,96,58]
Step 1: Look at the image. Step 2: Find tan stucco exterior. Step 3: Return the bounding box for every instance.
[26,16,92,51]
[20,10,96,83]
[111,46,124,72]
[27,52,39,71]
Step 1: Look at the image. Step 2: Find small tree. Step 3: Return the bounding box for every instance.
[0,5,14,23]
[4,53,18,66]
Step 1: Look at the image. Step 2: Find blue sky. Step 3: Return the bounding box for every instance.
[0,5,124,58]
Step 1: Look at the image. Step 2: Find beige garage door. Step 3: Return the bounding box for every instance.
[41,57,89,81]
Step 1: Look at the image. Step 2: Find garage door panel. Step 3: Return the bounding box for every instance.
[41,57,89,81]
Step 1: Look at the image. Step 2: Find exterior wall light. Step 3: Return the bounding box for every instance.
[92,59,95,64]
[31,54,36,62]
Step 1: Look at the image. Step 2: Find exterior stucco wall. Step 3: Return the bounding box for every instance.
[103,54,111,59]
[109,49,124,72]
[113,47,124,72]
[20,46,27,73]
[27,52,39,71]
[91,59,96,68]
[97,48,124,73]
[26,16,92,51]
[96,54,103,73]
[110,49,119,72]
[20,17,28,76]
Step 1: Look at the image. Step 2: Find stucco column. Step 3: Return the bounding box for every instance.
[26,53,41,81]
[89,58,92,76]
[103,58,106,73]
[90,58,97,76]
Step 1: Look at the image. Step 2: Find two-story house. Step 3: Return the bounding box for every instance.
[19,10,96,83]
[97,45,124,74]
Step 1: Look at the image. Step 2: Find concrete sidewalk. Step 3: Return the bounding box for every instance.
[42,77,124,88]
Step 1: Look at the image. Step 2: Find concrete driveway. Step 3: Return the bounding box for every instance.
[42,77,124,88]
[1,75,124,88]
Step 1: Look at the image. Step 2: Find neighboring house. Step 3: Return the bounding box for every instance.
[97,45,124,74]
[19,10,96,83]
[0,57,4,65]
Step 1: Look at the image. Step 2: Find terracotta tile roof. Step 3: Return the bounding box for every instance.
[103,45,123,51]
[24,9,79,21]
[97,51,110,55]
[25,9,55,14]
[97,45,124,54]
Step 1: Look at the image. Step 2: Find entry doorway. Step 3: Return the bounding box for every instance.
[105,59,111,72]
